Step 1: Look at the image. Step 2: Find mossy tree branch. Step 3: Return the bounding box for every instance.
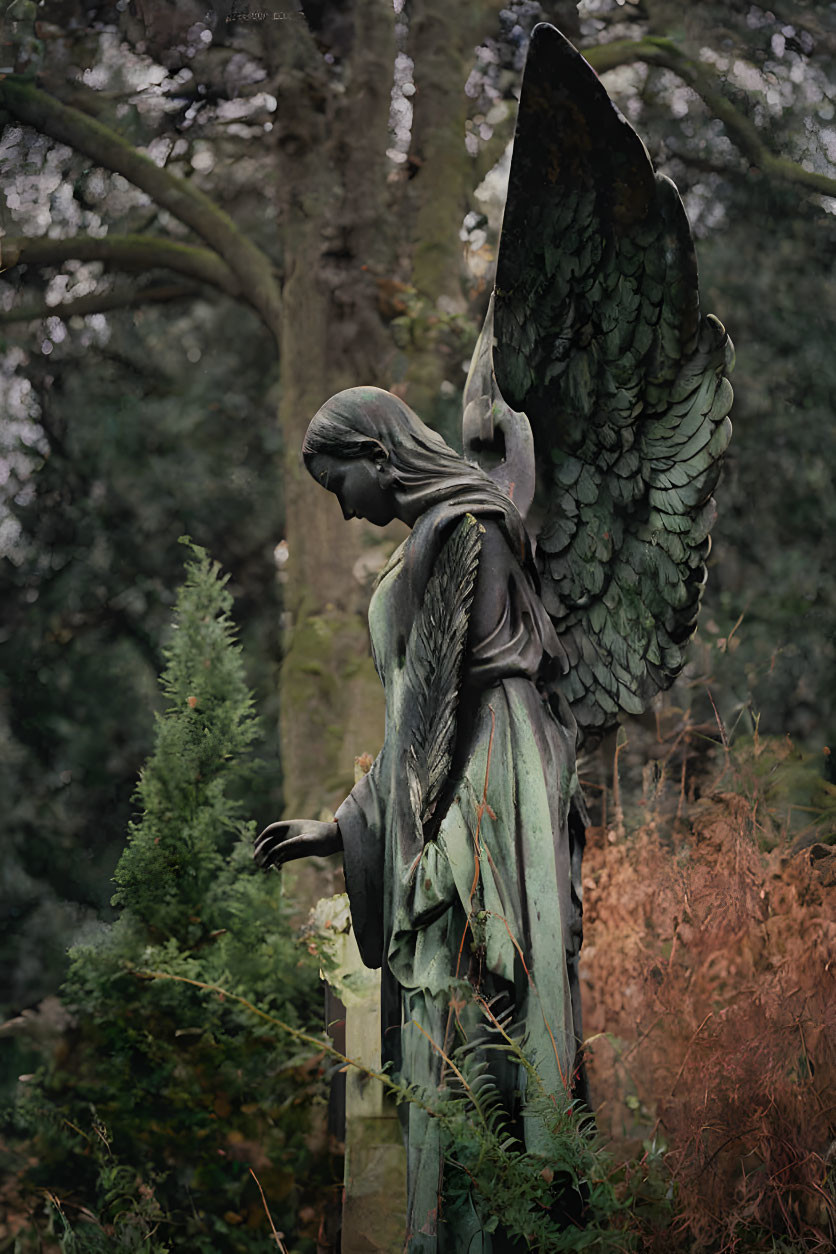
[1,234,243,299]
[583,38,836,199]
[0,282,201,325]
[0,76,283,334]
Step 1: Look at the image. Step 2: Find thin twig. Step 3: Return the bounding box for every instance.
[669,1011,714,1097]
[132,970,396,1093]
[705,687,730,754]
[248,1168,290,1252]
[612,729,628,839]
[484,910,568,1092]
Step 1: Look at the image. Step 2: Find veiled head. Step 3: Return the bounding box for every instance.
[303,386,518,530]
[303,387,461,475]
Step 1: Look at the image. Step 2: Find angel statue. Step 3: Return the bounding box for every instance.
[255,23,732,1252]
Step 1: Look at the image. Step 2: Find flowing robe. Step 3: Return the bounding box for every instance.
[335,501,585,1251]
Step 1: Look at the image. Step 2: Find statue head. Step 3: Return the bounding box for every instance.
[302,387,532,567]
[303,386,483,527]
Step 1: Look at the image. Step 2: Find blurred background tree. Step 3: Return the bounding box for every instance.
[1,0,833,1175]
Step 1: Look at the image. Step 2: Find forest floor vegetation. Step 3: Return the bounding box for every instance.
[1,552,834,1252]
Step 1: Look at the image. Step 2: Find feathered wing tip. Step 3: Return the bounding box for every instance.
[481,22,732,748]
[547,334,733,747]
[404,514,484,836]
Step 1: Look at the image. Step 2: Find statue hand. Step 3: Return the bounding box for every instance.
[254,818,342,869]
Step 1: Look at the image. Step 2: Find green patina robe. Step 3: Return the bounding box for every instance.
[336,501,584,1251]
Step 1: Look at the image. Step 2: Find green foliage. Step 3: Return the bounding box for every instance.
[434,1063,635,1250]
[718,732,836,850]
[112,539,258,932]
[362,1021,674,1252]
[0,290,282,1027]
[692,179,836,746]
[4,546,331,1252]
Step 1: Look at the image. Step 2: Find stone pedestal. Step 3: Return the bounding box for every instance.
[309,894,406,1252]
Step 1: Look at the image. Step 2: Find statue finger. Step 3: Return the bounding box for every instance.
[253,822,290,865]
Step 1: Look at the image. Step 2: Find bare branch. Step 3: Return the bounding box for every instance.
[583,38,836,200]
[1,233,243,299]
[665,149,751,181]
[0,77,283,334]
[0,282,202,326]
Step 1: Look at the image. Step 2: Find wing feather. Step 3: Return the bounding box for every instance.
[404,514,483,834]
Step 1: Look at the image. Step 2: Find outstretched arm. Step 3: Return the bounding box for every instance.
[254,819,342,869]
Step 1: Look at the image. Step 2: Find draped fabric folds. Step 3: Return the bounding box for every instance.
[335,497,585,1251]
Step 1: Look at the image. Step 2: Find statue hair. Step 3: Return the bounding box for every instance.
[302,415,386,463]
[302,385,532,562]
[304,386,494,489]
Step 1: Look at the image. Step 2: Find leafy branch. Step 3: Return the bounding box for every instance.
[0,76,282,333]
[584,38,836,199]
[1,30,832,338]
[135,968,636,1250]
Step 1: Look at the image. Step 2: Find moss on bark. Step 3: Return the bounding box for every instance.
[274,4,398,827]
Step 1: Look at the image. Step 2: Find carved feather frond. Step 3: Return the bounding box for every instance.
[483,23,732,748]
[404,513,483,834]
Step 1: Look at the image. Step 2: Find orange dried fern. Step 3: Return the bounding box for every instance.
[582,732,836,1251]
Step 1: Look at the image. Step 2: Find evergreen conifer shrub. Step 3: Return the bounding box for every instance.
[3,543,331,1252]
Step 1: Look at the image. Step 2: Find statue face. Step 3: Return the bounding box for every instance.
[307,452,398,527]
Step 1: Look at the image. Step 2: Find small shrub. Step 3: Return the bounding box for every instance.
[2,544,332,1252]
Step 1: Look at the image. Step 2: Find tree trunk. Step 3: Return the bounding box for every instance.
[274,2,400,834]
[402,1,585,428]
[403,0,488,424]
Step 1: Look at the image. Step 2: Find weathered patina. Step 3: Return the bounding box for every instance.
[255,23,732,1250]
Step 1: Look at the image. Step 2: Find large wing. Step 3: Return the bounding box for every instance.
[481,23,733,747]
